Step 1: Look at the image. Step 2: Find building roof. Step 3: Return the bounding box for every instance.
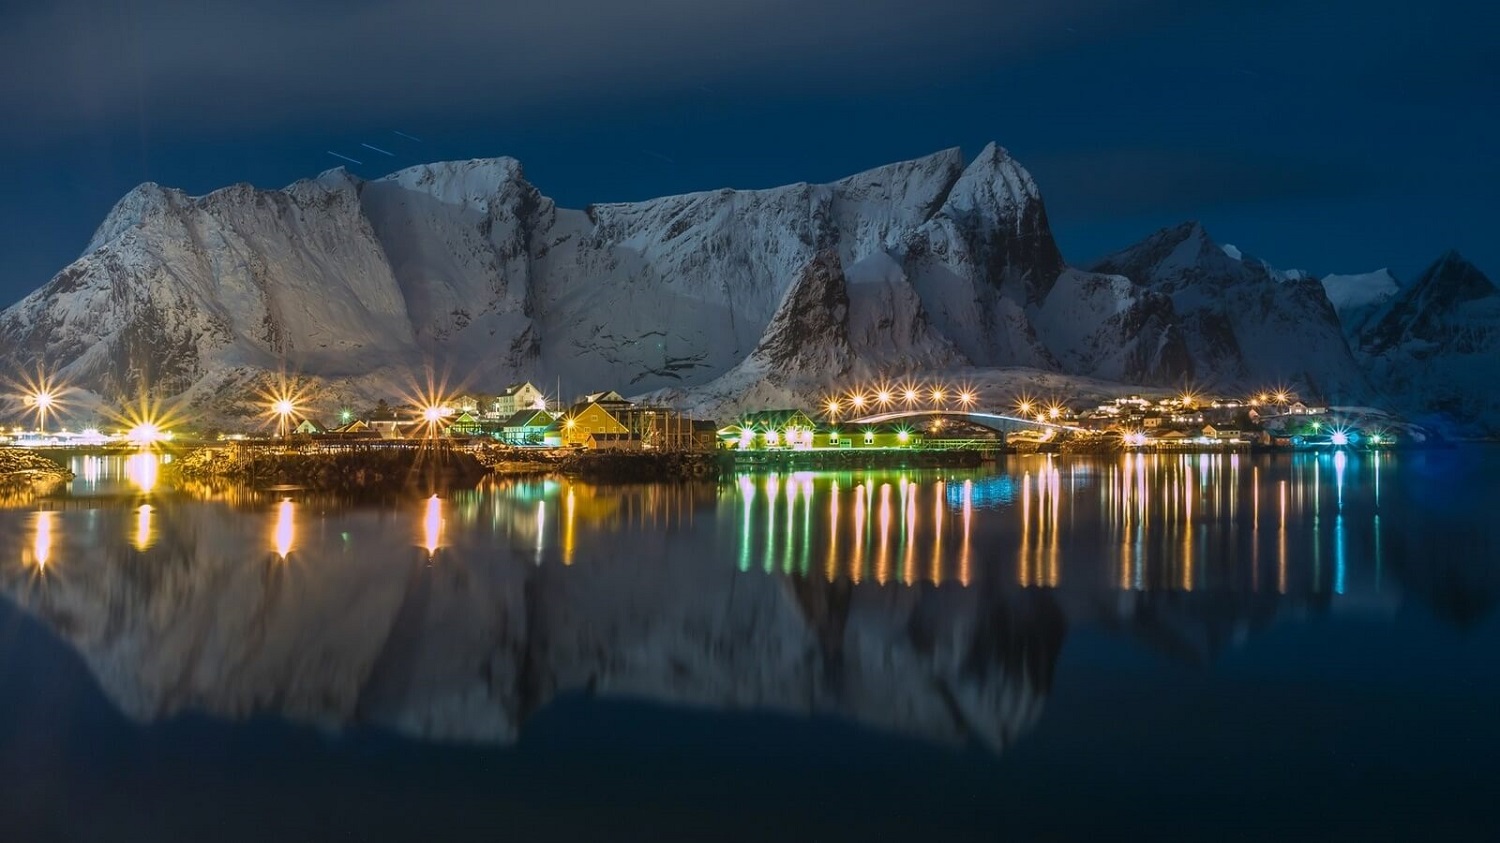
[502,409,554,428]
[576,390,626,404]
[500,381,541,397]
[735,409,817,429]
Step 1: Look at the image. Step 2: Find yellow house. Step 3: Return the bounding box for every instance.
[561,401,629,447]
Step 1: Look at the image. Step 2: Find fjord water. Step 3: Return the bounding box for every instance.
[1,450,1497,841]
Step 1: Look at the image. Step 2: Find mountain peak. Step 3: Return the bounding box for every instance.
[377,157,529,209]
[1088,221,1225,281]
[1414,250,1496,300]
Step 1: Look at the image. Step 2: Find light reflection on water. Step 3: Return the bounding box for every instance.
[0,448,1496,791]
[5,450,1462,600]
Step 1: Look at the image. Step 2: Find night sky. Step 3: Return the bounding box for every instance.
[2,0,1495,308]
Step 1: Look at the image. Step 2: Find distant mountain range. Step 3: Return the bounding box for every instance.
[2,144,1495,433]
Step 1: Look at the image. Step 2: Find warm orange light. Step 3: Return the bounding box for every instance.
[825,398,841,416]
[273,498,294,559]
[850,393,867,410]
[902,387,919,404]
[875,389,892,406]
[32,510,53,571]
[957,390,976,408]
[930,387,945,404]
[422,495,443,557]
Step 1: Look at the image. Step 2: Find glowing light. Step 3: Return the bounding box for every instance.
[1015,396,1036,417]
[125,451,159,493]
[850,393,867,410]
[32,510,54,571]
[422,495,444,557]
[929,387,945,405]
[897,429,910,443]
[1048,404,1062,419]
[127,422,164,446]
[1330,430,1349,447]
[273,498,294,559]
[902,387,919,405]
[134,504,154,551]
[825,399,841,417]
[875,389,892,407]
[10,367,72,432]
[422,405,445,422]
[957,390,976,408]
[1124,430,1147,447]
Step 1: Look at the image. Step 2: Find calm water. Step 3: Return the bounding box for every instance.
[2,449,1498,841]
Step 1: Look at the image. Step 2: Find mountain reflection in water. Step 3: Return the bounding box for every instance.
[1,450,1497,754]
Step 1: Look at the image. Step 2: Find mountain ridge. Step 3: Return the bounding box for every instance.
[2,144,1492,430]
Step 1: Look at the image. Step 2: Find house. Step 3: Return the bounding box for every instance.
[324,419,380,440]
[491,382,547,419]
[580,390,628,405]
[293,419,325,435]
[1143,415,1163,428]
[839,423,923,449]
[562,399,630,447]
[501,409,555,445]
[446,410,484,437]
[1288,401,1310,415]
[369,418,405,438]
[585,431,642,451]
[691,420,720,451]
[723,410,819,449]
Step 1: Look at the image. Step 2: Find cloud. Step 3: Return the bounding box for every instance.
[0,0,1165,140]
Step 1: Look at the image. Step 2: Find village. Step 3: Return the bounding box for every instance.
[234,379,1393,455]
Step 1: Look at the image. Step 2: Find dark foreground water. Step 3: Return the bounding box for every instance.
[1,449,1498,841]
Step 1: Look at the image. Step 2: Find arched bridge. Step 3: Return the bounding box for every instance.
[842,409,1087,435]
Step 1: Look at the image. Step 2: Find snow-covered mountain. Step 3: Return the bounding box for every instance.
[5,142,1489,425]
[1085,222,1369,402]
[1321,268,1399,340]
[1354,252,1500,434]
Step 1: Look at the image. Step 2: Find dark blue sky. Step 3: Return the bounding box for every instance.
[2,0,1495,307]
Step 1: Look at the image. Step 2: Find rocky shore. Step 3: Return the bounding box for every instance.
[175,444,489,493]
[0,448,74,482]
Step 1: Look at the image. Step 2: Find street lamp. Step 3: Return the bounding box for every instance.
[272,398,295,439]
[957,390,976,409]
[902,386,919,407]
[29,390,54,433]
[929,387,945,407]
